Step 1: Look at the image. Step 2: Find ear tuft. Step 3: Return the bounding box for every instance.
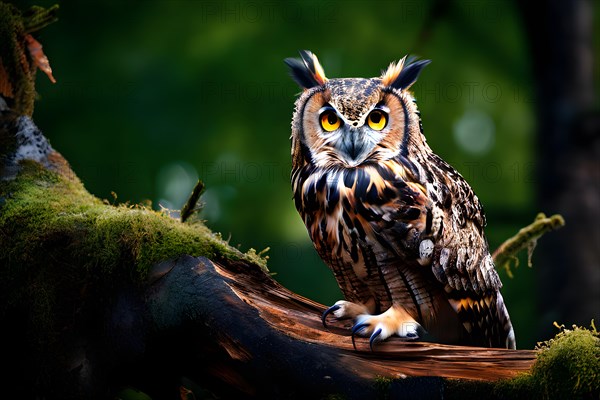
[381,56,430,90]
[284,50,328,89]
[381,56,407,87]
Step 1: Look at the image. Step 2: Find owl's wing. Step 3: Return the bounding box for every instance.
[424,153,502,295]
[365,157,515,347]
[368,155,501,296]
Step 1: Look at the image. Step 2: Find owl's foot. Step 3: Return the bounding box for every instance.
[322,300,369,327]
[351,306,424,351]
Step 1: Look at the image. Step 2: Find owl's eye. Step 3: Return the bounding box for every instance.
[367,110,387,131]
[320,111,341,132]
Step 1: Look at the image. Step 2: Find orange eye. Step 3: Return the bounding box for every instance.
[320,111,341,132]
[367,110,387,131]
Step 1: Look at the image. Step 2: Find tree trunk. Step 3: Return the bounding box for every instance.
[517,0,600,338]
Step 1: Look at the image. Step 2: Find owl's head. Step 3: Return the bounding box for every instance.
[286,50,430,170]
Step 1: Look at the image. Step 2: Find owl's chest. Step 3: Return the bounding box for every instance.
[293,165,410,272]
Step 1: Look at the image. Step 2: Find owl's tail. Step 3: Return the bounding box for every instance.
[449,290,516,349]
[496,291,516,349]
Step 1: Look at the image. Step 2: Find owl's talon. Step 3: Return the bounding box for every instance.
[349,306,423,350]
[351,322,370,335]
[321,300,370,329]
[369,328,382,351]
[321,304,341,327]
[351,322,371,350]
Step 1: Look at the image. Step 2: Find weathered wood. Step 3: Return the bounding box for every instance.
[130,255,536,398]
[209,258,536,381]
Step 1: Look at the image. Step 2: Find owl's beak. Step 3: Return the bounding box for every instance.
[338,127,374,167]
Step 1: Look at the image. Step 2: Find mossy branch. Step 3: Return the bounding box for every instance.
[492,213,565,278]
[22,5,60,34]
[0,2,58,116]
[447,322,599,399]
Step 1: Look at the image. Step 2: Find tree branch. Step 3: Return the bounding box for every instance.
[492,213,565,278]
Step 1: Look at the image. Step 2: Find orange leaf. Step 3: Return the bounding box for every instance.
[25,34,56,84]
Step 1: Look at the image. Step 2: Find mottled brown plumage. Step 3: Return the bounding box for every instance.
[286,50,515,349]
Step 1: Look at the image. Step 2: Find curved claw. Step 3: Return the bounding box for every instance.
[369,328,382,351]
[351,322,370,350]
[321,304,341,327]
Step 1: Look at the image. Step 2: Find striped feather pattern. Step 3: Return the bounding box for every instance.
[289,55,515,349]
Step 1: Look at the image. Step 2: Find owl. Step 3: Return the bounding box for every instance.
[285,50,516,349]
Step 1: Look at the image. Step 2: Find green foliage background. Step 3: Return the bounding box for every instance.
[12,0,543,348]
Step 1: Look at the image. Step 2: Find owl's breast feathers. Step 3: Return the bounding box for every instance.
[293,155,515,348]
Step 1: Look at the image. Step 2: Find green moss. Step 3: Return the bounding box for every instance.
[529,323,600,398]
[374,375,393,399]
[0,161,265,273]
[445,324,600,399]
[0,161,267,344]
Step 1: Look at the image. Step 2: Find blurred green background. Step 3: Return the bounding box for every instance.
[10,0,549,348]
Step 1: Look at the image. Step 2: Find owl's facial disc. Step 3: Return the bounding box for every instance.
[317,104,389,167]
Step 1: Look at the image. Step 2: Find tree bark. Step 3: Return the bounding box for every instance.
[100,255,538,399]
